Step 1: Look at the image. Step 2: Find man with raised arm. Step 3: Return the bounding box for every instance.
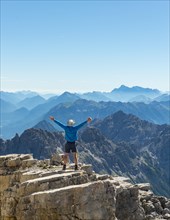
[50,116,92,170]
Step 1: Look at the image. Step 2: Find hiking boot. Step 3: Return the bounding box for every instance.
[75,165,78,170]
[62,164,66,170]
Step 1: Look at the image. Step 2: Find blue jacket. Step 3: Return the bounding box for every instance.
[53,120,87,142]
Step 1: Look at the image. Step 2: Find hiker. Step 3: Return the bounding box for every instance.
[49,116,92,170]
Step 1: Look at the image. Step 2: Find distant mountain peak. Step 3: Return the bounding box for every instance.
[120,84,128,89]
[15,90,38,95]
[112,110,126,117]
[113,85,160,92]
[33,120,57,132]
[104,110,139,124]
[61,91,72,95]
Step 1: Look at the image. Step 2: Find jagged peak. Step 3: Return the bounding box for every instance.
[112,85,160,94]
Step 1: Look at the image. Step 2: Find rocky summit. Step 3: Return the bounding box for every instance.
[0,154,170,220]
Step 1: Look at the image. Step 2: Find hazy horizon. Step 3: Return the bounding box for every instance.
[1,1,169,93]
[1,84,169,95]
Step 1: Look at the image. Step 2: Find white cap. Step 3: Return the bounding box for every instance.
[67,119,75,126]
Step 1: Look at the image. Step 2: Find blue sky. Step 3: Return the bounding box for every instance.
[1,0,169,93]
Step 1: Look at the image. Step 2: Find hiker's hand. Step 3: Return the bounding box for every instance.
[50,116,54,121]
[87,117,92,123]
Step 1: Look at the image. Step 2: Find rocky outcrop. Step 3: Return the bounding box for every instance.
[0,154,170,220]
[0,128,65,159]
[1,111,170,198]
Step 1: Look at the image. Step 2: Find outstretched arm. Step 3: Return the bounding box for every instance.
[49,116,66,129]
[75,117,92,130]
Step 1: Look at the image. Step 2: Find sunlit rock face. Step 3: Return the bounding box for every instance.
[0,154,170,220]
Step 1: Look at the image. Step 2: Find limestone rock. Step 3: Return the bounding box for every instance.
[80,164,93,175]
[50,153,64,165]
[0,154,170,220]
[16,181,116,220]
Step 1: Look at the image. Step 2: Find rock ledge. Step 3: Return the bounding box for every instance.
[0,154,170,220]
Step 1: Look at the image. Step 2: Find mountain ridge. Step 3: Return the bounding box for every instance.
[1,85,169,139]
[1,85,167,104]
[1,99,169,139]
[1,111,169,197]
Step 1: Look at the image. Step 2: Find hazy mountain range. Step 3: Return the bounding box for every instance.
[1,85,168,104]
[0,85,169,139]
[0,111,169,198]
[0,85,170,197]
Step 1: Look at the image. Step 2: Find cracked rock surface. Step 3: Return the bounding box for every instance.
[0,154,170,220]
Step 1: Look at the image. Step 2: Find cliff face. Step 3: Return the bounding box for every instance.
[1,154,170,220]
[79,111,170,197]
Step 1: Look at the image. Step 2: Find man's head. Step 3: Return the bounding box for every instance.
[67,119,75,126]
